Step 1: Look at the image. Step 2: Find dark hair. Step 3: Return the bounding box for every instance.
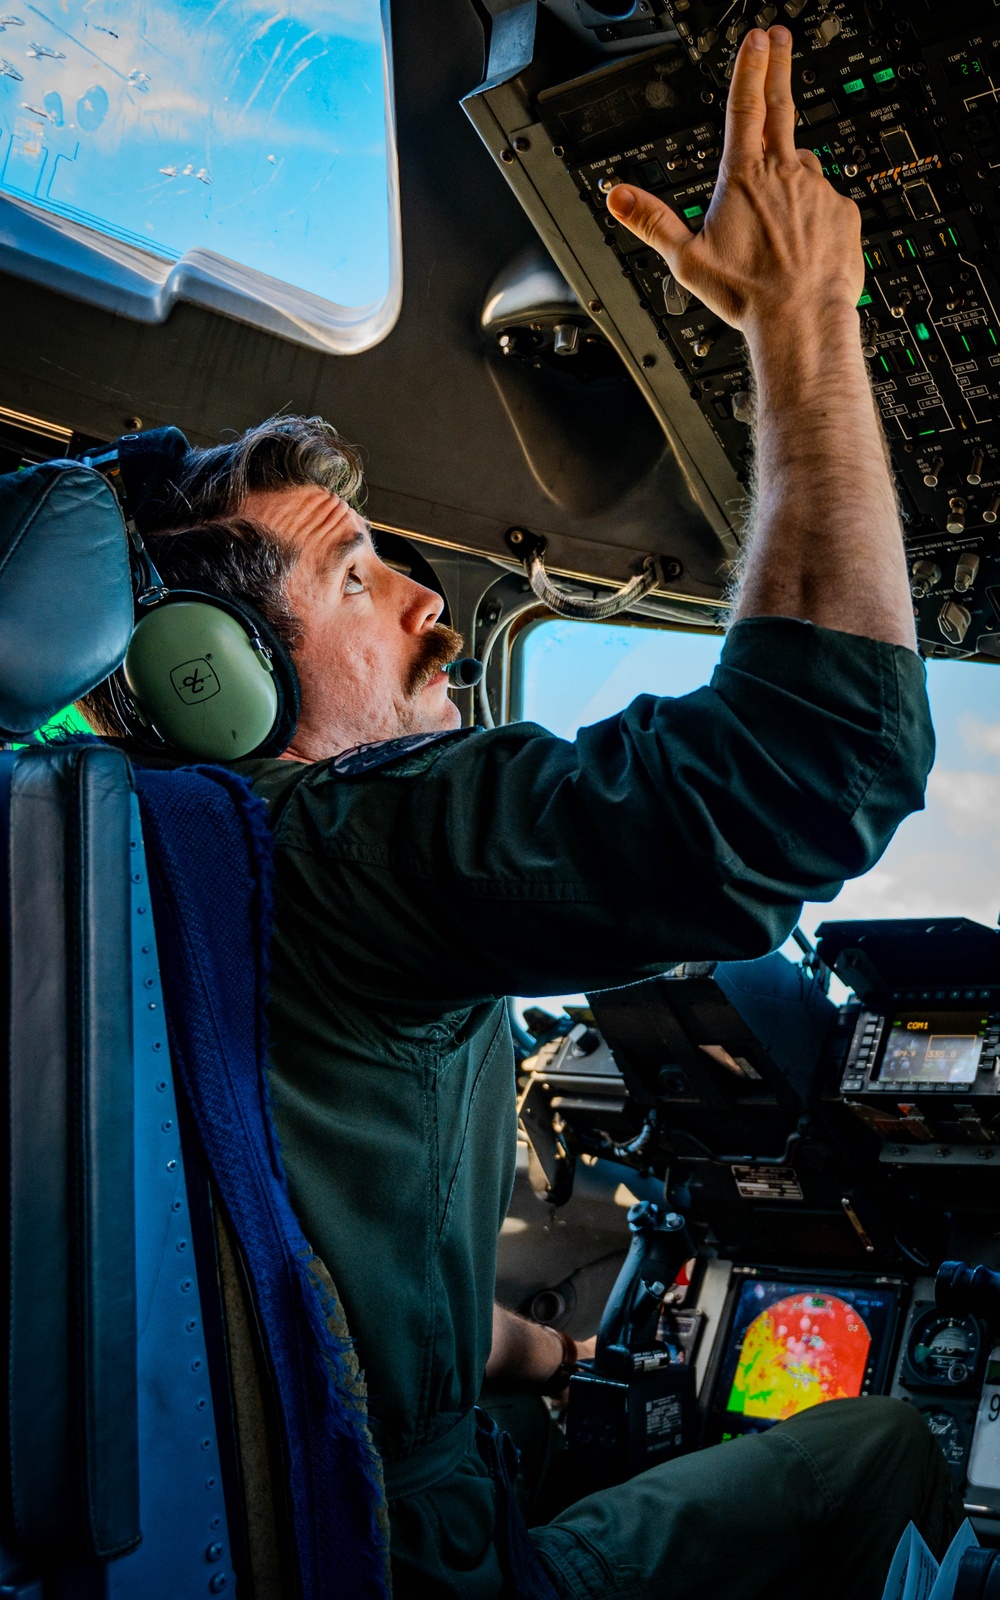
[149,413,365,530]
[77,414,362,737]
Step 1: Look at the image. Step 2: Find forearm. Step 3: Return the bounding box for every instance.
[485,1305,566,1384]
[608,27,920,655]
[735,310,916,651]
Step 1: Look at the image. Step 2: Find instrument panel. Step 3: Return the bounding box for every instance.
[473,0,1000,648]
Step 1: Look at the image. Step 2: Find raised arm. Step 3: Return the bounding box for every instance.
[608,26,915,652]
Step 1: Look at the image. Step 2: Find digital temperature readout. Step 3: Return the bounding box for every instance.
[878,1012,988,1086]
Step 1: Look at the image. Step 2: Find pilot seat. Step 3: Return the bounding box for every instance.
[0,459,388,1599]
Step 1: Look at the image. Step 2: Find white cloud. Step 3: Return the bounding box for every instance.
[800,799,1000,939]
[960,713,1000,758]
[926,768,1000,837]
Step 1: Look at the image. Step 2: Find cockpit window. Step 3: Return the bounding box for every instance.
[0,0,400,353]
[517,618,1000,953]
[518,618,725,737]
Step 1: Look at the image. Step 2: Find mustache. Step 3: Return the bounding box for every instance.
[407,624,465,695]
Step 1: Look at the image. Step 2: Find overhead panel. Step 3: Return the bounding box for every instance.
[465,0,1000,659]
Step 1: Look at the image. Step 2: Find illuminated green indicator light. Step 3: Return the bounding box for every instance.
[858,291,873,307]
[948,228,959,246]
[962,334,971,352]
[906,239,917,257]
[914,321,931,341]
[918,428,936,435]
[873,67,896,84]
[683,205,703,219]
[879,355,890,372]
[863,251,874,270]
[906,347,916,365]
[844,78,865,93]
[991,329,998,346]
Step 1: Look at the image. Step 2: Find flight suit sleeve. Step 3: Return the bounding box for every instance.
[295,616,934,1003]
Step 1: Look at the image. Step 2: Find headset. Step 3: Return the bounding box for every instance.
[81,426,481,762]
[82,426,302,761]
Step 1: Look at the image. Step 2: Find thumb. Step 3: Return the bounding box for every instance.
[607,184,693,269]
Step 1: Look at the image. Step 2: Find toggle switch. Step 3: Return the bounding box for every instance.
[968,452,985,486]
[938,598,972,646]
[946,497,967,534]
[811,13,842,45]
[923,456,945,488]
[911,559,941,598]
[954,552,980,593]
[985,494,1000,525]
[663,273,692,316]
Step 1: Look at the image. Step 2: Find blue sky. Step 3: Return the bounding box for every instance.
[519,619,1000,1007]
[0,0,391,306]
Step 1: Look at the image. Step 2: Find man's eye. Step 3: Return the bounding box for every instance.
[344,570,365,594]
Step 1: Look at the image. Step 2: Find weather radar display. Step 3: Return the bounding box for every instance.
[727,1291,871,1420]
[712,1277,899,1437]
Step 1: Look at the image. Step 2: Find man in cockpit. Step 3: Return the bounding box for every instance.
[80,25,959,1600]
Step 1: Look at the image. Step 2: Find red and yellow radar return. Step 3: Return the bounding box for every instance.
[727,1294,873,1421]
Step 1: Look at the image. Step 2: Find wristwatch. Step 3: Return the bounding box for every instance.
[541,1327,578,1396]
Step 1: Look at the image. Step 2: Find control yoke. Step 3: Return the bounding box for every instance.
[595,1201,692,1372]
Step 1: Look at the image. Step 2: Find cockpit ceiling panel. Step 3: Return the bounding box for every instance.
[0,0,728,601]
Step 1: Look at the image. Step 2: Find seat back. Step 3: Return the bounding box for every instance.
[2,745,138,1562]
[0,746,241,1597]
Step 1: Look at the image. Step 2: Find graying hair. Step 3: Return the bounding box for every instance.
[149,413,366,530]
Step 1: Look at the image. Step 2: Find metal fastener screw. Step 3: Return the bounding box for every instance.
[588,299,602,314]
[125,416,142,431]
[500,148,514,164]
[512,136,530,153]
[641,354,656,368]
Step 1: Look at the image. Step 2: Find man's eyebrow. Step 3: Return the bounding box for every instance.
[323,525,369,572]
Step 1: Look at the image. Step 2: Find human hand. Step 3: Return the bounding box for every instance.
[605,26,863,342]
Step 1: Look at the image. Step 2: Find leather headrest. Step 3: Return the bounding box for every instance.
[0,462,133,738]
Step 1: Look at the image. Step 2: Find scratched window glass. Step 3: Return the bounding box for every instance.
[0,0,393,309]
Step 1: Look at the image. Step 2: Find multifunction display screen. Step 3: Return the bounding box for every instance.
[878,1012,988,1086]
[711,1277,899,1441]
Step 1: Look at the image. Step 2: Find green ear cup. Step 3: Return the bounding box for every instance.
[124,600,279,759]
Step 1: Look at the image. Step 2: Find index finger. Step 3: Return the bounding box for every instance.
[722,28,770,170]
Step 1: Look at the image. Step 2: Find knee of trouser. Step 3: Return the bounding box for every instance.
[853,1396,939,1469]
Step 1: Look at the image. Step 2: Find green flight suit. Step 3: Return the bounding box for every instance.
[234,617,945,1599]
